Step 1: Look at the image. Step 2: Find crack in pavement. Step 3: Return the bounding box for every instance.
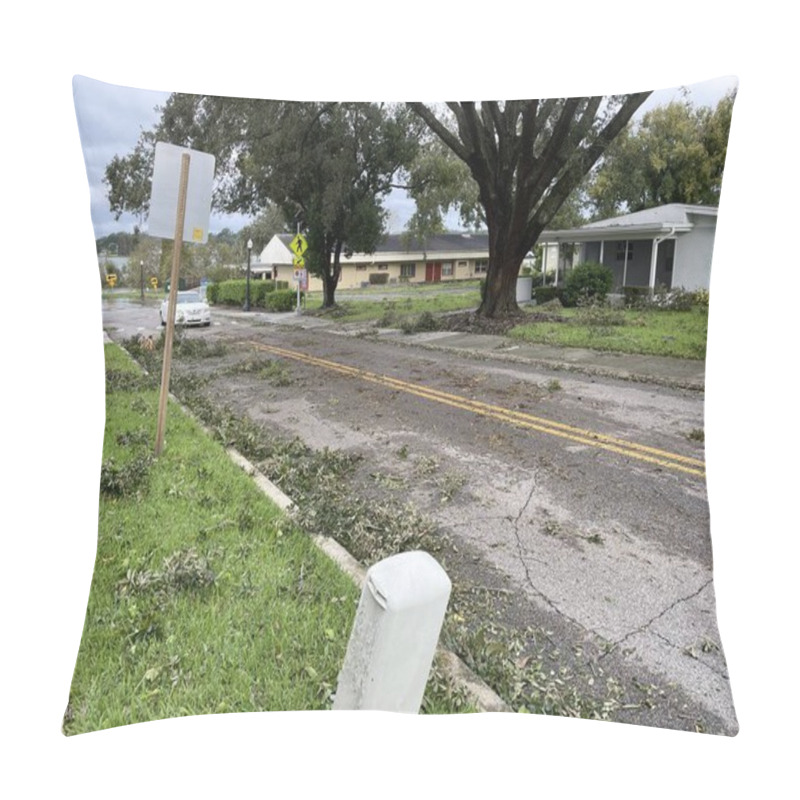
[603,577,716,658]
[508,478,589,639]
[648,628,731,680]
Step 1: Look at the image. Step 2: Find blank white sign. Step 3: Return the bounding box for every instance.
[148,142,215,243]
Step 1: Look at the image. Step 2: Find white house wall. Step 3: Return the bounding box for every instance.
[672,219,716,291]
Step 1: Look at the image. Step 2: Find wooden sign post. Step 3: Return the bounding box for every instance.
[154,152,190,457]
[147,141,214,457]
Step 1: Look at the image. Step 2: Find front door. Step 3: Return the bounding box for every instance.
[425,262,442,282]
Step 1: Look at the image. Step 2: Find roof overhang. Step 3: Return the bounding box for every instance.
[539,221,693,243]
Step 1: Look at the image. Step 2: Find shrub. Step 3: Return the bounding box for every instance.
[400,311,439,335]
[265,289,300,312]
[369,272,389,285]
[575,297,626,329]
[533,286,566,305]
[210,279,286,307]
[665,287,696,312]
[692,289,710,309]
[623,285,708,312]
[622,286,650,308]
[563,262,613,307]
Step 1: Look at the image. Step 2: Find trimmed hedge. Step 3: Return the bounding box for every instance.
[369,272,389,285]
[208,279,291,307]
[264,289,300,312]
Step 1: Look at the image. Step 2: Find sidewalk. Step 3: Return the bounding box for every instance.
[214,307,706,391]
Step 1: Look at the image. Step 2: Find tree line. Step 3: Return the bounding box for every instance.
[104,89,734,316]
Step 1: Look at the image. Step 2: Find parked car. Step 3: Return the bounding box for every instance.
[160,291,211,327]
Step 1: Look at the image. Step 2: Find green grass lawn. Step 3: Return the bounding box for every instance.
[65,344,367,734]
[509,306,709,360]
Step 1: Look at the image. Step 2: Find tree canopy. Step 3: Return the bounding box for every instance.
[105,95,422,307]
[586,90,735,219]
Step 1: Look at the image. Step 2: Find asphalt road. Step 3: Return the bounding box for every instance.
[101,297,736,734]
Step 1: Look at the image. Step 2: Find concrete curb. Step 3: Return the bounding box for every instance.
[226,447,512,714]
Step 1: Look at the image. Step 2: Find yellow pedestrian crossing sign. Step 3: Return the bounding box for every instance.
[289,233,308,257]
[293,254,305,267]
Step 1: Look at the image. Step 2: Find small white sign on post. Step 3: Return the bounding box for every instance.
[333,551,451,713]
[148,142,215,243]
[148,142,215,457]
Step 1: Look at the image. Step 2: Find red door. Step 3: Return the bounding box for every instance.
[425,262,442,282]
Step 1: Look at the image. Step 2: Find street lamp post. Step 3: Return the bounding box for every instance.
[244,239,253,311]
[140,260,145,302]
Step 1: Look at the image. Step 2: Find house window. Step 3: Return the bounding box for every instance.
[442,262,454,276]
[378,263,389,270]
[616,242,634,261]
[458,261,467,268]
[356,264,367,271]
[400,263,416,278]
[474,260,489,274]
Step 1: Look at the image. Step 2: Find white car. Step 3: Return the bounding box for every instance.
[160,291,211,327]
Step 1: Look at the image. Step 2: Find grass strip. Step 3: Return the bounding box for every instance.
[66,344,365,734]
[307,290,481,324]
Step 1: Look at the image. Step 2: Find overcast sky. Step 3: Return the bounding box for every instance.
[73,74,738,242]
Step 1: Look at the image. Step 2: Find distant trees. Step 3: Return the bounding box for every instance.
[586,91,736,219]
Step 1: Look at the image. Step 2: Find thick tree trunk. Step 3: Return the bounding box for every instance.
[320,239,342,308]
[479,253,521,317]
[321,269,336,308]
[478,208,532,318]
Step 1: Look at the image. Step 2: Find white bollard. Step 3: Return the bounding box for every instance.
[333,551,451,713]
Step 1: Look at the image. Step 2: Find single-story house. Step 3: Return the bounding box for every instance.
[252,232,494,291]
[249,203,717,294]
[539,204,718,292]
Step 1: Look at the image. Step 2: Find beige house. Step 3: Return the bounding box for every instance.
[253,232,493,291]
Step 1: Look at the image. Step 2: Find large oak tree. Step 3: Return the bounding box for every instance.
[409,96,651,317]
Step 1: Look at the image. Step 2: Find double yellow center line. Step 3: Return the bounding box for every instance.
[249,341,705,478]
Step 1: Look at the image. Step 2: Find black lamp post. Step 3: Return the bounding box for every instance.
[244,238,253,311]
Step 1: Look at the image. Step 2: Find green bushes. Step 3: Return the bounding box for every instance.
[264,289,300,312]
[563,262,613,307]
[533,286,566,305]
[623,285,710,311]
[207,279,292,308]
[622,286,650,308]
[369,272,389,285]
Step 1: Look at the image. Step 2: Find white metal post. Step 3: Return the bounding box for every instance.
[333,551,451,713]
